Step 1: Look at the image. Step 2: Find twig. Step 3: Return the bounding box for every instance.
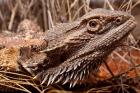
[70,0,79,9]
[41,0,47,31]
[130,46,140,51]
[8,2,18,31]
[131,0,140,11]
[0,9,7,29]
[112,64,140,79]
[72,4,85,21]
[24,0,34,18]
[113,51,131,64]
[119,0,128,10]
[120,1,129,11]
[126,0,132,13]
[105,0,114,10]
[16,0,24,18]
[67,0,71,22]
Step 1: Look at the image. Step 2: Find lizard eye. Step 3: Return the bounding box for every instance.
[87,19,101,33]
[89,20,97,27]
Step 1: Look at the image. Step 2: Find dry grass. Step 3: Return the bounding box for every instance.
[0,0,140,93]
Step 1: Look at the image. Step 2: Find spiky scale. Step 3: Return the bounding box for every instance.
[55,75,63,83]
[48,75,54,85]
[51,74,58,84]
[73,76,80,87]
[73,72,79,80]
[62,75,70,85]
[70,72,74,79]
[66,66,73,72]
[41,74,50,84]
[60,67,67,74]
[74,64,78,70]
[33,71,43,79]
[79,71,83,80]
[69,82,73,88]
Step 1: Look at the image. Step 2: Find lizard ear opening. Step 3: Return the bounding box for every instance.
[87,19,101,33]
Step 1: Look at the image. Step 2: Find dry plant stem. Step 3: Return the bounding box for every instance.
[8,2,18,31]
[47,0,56,29]
[119,0,128,10]
[130,46,140,51]
[128,34,137,46]
[0,71,32,79]
[72,4,85,21]
[113,51,131,64]
[67,0,71,22]
[47,7,54,28]
[85,0,90,9]
[120,1,129,10]
[112,64,140,79]
[70,0,79,9]
[103,1,107,9]
[82,0,88,13]
[86,85,112,93]
[16,0,24,18]
[0,83,31,93]
[0,9,7,29]
[30,83,42,93]
[41,0,47,31]
[24,0,34,18]
[119,77,129,93]
[127,48,140,76]
[105,0,114,10]
[131,0,140,10]
[127,0,133,12]
[0,10,4,22]
[124,35,140,76]
[103,60,115,77]
[0,74,31,93]
[0,72,41,92]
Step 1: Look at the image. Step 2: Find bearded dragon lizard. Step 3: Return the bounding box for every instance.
[21,8,136,88]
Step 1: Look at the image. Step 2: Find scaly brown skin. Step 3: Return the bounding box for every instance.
[23,8,137,88]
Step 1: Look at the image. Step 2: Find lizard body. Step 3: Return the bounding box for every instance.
[24,8,136,87]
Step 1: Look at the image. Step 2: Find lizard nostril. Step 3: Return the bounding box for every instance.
[115,17,122,24]
[116,19,121,23]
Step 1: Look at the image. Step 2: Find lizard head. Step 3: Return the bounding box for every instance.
[46,8,136,57]
[35,9,137,87]
[79,8,136,49]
